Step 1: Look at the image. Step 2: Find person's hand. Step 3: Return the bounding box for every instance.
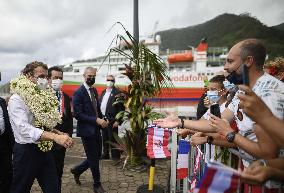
[97,118,109,128]
[190,132,207,145]
[176,129,189,138]
[153,111,180,128]
[241,161,272,185]
[203,96,211,108]
[209,113,233,136]
[112,121,119,128]
[54,134,74,149]
[238,85,274,123]
[53,129,68,136]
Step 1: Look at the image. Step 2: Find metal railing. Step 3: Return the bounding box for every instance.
[169,129,284,193]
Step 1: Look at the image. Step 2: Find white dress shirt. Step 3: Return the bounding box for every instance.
[0,106,5,135]
[8,94,43,144]
[100,88,112,116]
[83,82,92,99]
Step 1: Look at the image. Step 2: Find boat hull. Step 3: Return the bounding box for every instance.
[62,82,205,100]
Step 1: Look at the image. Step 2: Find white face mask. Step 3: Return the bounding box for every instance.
[206,90,221,103]
[106,81,114,88]
[37,78,48,90]
[51,79,63,91]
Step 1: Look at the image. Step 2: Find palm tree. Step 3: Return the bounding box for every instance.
[108,26,173,166]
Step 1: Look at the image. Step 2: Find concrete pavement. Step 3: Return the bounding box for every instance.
[31,138,170,193]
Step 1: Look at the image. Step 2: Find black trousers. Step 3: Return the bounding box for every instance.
[102,125,120,159]
[72,134,102,189]
[11,143,60,193]
[51,147,66,191]
[0,152,12,193]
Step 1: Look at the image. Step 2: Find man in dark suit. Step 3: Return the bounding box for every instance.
[99,75,124,160]
[0,97,14,193]
[71,67,108,193]
[48,66,73,191]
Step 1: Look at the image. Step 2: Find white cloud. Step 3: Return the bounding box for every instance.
[0,0,283,83]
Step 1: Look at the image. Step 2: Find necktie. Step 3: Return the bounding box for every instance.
[56,91,61,112]
[89,88,99,118]
[56,91,61,100]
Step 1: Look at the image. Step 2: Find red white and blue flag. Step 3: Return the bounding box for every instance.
[147,125,171,159]
[177,140,190,179]
[194,161,240,193]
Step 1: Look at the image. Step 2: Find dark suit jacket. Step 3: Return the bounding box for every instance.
[0,97,14,154]
[52,92,73,150]
[73,85,103,137]
[99,87,124,123]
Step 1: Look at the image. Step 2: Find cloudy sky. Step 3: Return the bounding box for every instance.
[0,0,284,83]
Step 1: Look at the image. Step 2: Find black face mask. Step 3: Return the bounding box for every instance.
[226,71,243,85]
[86,77,96,86]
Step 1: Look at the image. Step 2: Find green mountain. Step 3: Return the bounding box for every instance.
[273,23,284,32]
[156,13,284,58]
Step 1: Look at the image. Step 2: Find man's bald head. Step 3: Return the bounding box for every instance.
[224,42,242,74]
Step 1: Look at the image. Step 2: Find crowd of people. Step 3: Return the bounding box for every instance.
[154,39,284,192]
[0,38,283,193]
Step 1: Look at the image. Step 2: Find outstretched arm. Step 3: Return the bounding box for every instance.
[154,108,235,133]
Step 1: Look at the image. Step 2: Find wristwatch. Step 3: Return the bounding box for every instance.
[226,131,237,143]
[207,136,214,144]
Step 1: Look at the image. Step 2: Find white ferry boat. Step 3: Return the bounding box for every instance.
[62,36,227,115]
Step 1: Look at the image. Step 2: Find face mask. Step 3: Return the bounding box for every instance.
[51,79,63,91]
[37,78,48,90]
[223,80,235,91]
[106,81,114,88]
[207,90,221,103]
[86,77,96,86]
[226,71,243,85]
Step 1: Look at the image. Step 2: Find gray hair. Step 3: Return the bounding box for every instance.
[240,39,266,71]
[84,67,97,74]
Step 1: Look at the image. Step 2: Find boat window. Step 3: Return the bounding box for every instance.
[62,66,73,72]
[118,67,126,71]
[74,69,80,73]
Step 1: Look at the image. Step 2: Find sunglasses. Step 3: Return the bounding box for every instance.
[107,79,115,82]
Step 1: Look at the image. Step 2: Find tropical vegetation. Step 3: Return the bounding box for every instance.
[107,24,173,167]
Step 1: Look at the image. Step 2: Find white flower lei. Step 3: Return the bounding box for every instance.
[10,75,62,152]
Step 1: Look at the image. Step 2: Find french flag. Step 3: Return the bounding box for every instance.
[194,161,240,193]
[147,125,171,159]
[177,140,190,179]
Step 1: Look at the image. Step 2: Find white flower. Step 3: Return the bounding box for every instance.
[10,75,62,152]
